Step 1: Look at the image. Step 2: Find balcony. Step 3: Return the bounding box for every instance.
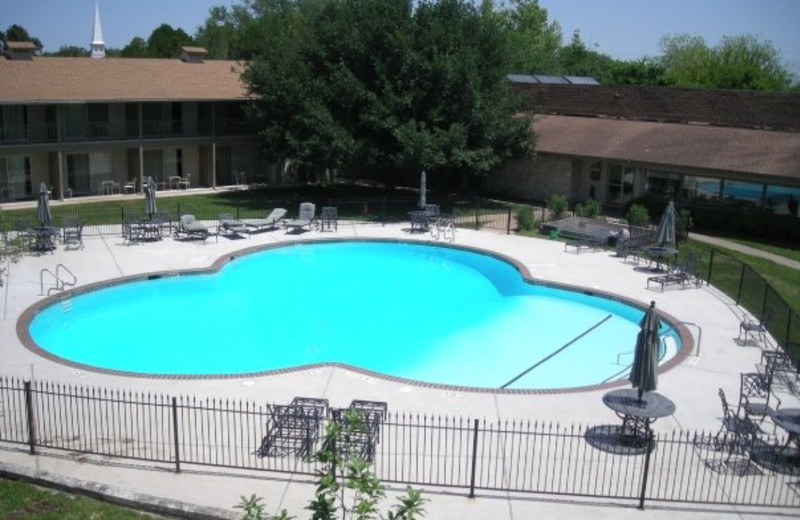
[0,118,256,146]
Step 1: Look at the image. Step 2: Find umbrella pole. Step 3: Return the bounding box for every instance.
[638,387,644,402]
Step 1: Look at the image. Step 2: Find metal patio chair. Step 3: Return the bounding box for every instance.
[61,215,84,250]
[714,388,761,463]
[738,372,781,427]
[737,308,774,346]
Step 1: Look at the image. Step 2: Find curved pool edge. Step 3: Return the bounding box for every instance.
[17,237,695,394]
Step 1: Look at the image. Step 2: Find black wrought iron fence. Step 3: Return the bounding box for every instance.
[2,195,514,237]
[708,249,800,367]
[1,377,798,509]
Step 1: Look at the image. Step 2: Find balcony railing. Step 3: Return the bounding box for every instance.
[0,118,255,145]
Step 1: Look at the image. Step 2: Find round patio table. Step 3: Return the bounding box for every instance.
[641,246,678,272]
[770,408,800,464]
[603,388,675,447]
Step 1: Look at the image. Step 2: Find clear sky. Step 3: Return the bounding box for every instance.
[4,0,799,74]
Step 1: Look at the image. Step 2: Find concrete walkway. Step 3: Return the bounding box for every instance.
[1,223,798,519]
[690,232,800,271]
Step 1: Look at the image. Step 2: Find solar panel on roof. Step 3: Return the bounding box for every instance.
[533,75,569,84]
[565,76,600,85]
[507,74,540,84]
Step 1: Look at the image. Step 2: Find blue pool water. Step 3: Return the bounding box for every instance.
[28,241,680,390]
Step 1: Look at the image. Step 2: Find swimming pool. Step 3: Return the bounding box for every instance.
[24,241,684,390]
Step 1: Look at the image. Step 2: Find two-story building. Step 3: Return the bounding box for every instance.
[0,43,271,202]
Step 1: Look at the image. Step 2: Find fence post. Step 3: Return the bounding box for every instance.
[172,397,181,473]
[506,206,512,235]
[474,198,480,230]
[24,381,36,455]
[706,248,714,285]
[735,262,746,305]
[468,419,479,498]
[382,197,386,227]
[637,431,654,510]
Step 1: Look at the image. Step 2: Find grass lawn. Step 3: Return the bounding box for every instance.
[680,239,800,314]
[0,478,170,519]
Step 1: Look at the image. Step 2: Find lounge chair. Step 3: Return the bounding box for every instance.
[218,212,249,238]
[175,214,212,241]
[646,252,702,291]
[257,397,328,458]
[284,202,316,233]
[243,208,287,233]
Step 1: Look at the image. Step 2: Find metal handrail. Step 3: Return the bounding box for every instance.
[55,264,76,289]
[39,264,77,295]
[39,268,55,295]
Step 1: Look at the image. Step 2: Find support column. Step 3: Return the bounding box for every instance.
[138,103,144,193]
[57,150,65,200]
[211,142,217,189]
[138,145,144,194]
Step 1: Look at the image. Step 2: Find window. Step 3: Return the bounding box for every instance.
[87,104,110,138]
[645,170,681,198]
[62,105,88,139]
[67,154,90,193]
[683,176,721,202]
[607,163,634,203]
[0,156,31,199]
[2,105,27,141]
[722,180,763,209]
[164,148,183,178]
[766,185,800,216]
[589,161,601,181]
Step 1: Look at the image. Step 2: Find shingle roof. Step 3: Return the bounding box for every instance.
[6,41,37,50]
[515,84,800,132]
[534,115,800,180]
[0,56,247,103]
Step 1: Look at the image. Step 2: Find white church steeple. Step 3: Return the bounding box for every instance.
[90,3,106,58]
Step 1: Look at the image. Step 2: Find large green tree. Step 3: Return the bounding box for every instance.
[499,0,562,74]
[242,0,533,188]
[0,24,43,53]
[195,3,267,60]
[658,33,793,90]
[120,24,194,58]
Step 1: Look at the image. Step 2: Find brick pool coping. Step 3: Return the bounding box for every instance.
[17,237,693,395]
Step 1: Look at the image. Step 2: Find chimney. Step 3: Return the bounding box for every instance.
[90,3,106,58]
[5,41,36,60]
[180,46,208,64]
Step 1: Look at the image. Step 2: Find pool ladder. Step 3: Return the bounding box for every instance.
[40,264,77,296]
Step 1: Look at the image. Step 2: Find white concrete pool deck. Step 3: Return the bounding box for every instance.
[1,222,797,519]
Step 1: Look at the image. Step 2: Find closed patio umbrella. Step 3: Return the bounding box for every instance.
[629,301,661,401]
[144,176,157,217]
[418,170,427,209]
[655,200,676,246]
[37,182,52,227]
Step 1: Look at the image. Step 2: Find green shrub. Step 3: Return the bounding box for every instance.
[515,206,538,231]
[626,204,651,226]
[677,208,693,242]
[546,194,568,220]
[237,409,426,520]
[575,199,602,219]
